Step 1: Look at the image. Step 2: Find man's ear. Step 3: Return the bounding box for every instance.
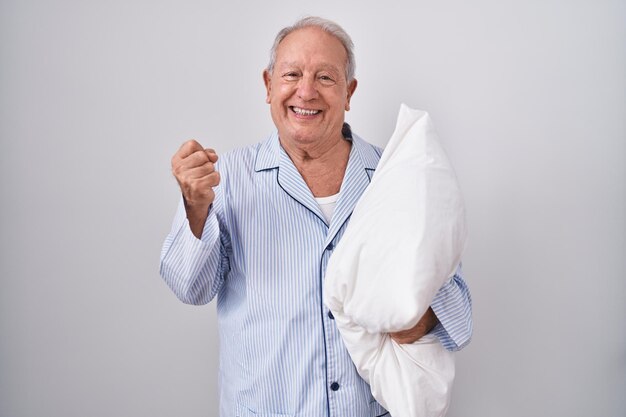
[263,70,272,104]
[345,78,358,111]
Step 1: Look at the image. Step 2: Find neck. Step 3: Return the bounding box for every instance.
[281,135,352,197]
[281,133,349,166]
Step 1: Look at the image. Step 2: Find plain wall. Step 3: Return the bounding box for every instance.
[1,0,624,416]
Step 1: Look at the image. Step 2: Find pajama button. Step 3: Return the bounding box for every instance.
[330,382,340,391]
[327,311,334,320]
[327,243,334,251]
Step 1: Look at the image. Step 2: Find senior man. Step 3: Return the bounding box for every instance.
[160,16,472,417]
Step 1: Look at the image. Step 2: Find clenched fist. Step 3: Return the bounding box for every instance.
[171,140,220,238]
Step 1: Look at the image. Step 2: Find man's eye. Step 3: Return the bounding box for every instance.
[283,72,299,80]
[319,75,336,84]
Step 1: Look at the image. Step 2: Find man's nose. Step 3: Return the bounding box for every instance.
[296,76,319,101]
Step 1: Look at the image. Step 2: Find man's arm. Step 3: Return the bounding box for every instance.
[160,199,230,305]
[389,307,439,344]
[390,264,472,351]
[159,140,229,305]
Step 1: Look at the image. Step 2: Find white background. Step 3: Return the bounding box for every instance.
[1,1,624,416]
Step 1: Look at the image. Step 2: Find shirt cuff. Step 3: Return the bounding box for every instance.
[430,268,473,351]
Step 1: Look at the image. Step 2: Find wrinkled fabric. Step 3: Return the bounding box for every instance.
[324,104,467,417]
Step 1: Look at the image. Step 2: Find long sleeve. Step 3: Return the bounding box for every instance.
[159,197,230,305]
[431,264,473,351]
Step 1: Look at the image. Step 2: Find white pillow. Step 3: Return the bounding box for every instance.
[324,104,467,417]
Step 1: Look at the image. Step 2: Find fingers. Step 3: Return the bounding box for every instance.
[174,152,214,175]
[171,140,221,208]
[171,141,218,174]
[204,148,218,163]
[184,165,221,186]
[389,308,439,344]
[172,139,204,163]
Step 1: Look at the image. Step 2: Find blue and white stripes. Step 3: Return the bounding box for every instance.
[160,131,472,417]
[432,270,473,351]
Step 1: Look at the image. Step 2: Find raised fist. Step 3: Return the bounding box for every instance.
[171,140,220,237]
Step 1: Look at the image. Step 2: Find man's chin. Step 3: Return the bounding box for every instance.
[280,128,323,146]
[278,123,346,150]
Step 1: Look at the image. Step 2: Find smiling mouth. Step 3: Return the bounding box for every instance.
[290,106,321,116]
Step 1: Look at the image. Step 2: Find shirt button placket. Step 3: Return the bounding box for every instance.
[325,242,336,322]
[322,240,340,416]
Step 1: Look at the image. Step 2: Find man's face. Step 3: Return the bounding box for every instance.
[263,27,357,149]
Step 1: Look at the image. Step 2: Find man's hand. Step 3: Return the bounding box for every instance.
[171,140,220,238]
[389,307,439,344]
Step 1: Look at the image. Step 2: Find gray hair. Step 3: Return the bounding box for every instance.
[267,16,356,82]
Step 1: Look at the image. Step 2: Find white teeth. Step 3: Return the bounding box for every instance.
[292,107,320,116]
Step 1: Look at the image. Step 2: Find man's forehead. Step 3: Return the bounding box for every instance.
[275,60,343,73]
[274,28,347,73]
